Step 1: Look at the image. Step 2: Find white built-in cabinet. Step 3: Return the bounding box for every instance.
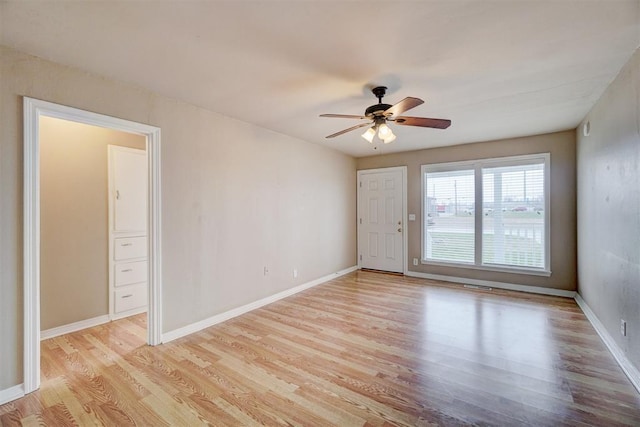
[108,146,148,319]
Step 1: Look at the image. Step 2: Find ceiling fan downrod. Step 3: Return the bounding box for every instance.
[372,86,387,104]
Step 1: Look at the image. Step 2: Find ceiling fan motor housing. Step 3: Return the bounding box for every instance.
[365,103,392,117]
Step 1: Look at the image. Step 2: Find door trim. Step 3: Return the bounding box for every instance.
[356,166,408,275]
[23,97,163,394]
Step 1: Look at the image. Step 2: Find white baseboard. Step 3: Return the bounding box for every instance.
[0,383,25,405]
[110,307,147,322]
[162,266,358,343]
[405,271,576,298]
[575,294,640,393]
[40,314,111,340]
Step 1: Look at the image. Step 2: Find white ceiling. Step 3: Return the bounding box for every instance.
[2,1,639,157]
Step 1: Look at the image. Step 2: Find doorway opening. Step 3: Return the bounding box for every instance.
[23,98,162,394]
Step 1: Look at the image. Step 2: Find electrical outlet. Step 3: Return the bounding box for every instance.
[621,319,627,337]
[413,258,418,266]
[293,269,298,278]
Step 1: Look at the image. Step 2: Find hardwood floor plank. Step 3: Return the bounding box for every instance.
[177,391,241,426]
[2,270,639,426]
[0,411,22,427]
[211,395,270,426]
[17,414,42,427]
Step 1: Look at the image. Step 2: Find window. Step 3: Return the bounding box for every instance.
[422,154,550,274]
[423,167,475,264]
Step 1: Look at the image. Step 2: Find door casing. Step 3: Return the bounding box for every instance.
[23,97,162,394]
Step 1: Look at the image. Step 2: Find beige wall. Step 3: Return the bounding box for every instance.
[40,117,146,330]
[577,48,640,371]
[357,130,577,291]
[0,45,357,390]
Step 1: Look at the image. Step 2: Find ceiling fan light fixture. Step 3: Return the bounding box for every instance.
[361,126,376,143]
[377,123,392,139]
[382,133,396,144]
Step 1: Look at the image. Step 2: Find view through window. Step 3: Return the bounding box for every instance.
[423,168,475,264]
[422,154,549,272]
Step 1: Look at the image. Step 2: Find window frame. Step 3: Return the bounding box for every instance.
[421,153,551,276]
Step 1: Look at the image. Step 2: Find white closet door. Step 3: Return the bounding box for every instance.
[111,147,147,232]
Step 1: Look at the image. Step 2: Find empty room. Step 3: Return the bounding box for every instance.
[1,1,639,425]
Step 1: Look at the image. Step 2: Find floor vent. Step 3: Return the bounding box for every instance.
[463,284,493,291]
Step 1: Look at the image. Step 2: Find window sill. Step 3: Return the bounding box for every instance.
[420,260,552,277]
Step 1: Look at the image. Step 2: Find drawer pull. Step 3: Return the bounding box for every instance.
[114,237,146,261]
[121,294,134,298]
[121,269,133,272]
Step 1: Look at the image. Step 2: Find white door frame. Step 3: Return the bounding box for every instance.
[23,97,163,394]
[356,166,408,274]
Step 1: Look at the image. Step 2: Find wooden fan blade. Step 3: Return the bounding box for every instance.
[320,114,368,119]
[384,97,424,117]
[325,122,372,138]
[394,116,451,129]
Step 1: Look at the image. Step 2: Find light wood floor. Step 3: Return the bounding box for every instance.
[2,271,639,426]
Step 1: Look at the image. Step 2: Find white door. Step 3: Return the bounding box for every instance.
[111,147,147,232]
[358,168,405,273]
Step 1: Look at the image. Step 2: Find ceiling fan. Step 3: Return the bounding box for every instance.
[320,86,451,144]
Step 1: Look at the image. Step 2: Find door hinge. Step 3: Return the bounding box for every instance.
[359,181,362,187]
[359,254,362,261]
[359,218,362,224]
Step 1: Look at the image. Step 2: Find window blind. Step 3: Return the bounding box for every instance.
[482,163,545,268]
[424,169,475,264]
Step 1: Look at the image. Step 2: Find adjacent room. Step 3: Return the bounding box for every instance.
[1,1,639,425]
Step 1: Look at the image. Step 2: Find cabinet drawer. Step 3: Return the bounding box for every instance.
[114,236,147,260]
[114,261,147,287]
[114,283,147,313]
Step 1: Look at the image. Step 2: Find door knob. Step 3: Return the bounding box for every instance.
[397,228,402,232]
